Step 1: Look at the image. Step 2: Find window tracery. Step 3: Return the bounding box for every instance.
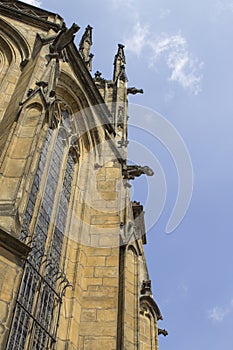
[6,103,77,350]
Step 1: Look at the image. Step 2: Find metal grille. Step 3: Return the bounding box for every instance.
[6,129,75,350]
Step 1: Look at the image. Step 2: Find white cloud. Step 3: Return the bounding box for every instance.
[23,0,41,7]
[208,299,233,322]
[124,22,149,56]
[111,0,134,8]
[208,306,227,322]
[164,90,175,102]
[159,8,171,20]
[166,45,204,95]
[177,283,189,296]
[125,23,204,95]
[215,0,233,13]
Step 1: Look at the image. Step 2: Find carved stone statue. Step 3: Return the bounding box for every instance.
[113,44,126,81]
[141,280,152,295]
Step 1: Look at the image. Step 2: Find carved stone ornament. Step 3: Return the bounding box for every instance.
[86,53,94,71]
[117,106,124,128]
[79,25,93,68]
[49,23,80,55]
[118,64,128,82]
[47,99,62,129]
[25,25,80,109]
[94,70,102,79]
[117,139,129,148]
[158,329,168,337]
[113,44,127,81]
[122,165,154,180]
[94,70,106,85]
[141,280,152,296]
[127,87,144,95]
[70,144,80,163]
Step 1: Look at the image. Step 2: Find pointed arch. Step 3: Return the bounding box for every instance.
[139,296,162,350]
[140,296,163,321]
[0,21,30,157]
[57,71,103,158]
[6,109,78,349]
[0,17,30,64]
[124,244,139,348]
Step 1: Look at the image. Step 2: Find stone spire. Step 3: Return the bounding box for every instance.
[113,44,127,82]
[79,25,93,69]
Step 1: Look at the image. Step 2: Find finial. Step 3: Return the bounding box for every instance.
[113,43,126,81]
[115,44,126,63]
[95,71,102,79]
[79,25,93,62]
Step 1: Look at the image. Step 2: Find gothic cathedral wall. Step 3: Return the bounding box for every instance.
[0,2,163,349]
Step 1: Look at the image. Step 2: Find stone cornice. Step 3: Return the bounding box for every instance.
[0,1,64,32]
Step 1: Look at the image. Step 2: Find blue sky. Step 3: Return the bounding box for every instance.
[24,0,233,349]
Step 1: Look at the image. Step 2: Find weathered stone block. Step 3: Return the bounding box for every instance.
[106,256,118,266]
[91,215,119,225]
[80,322,116,337]
[10,138,32,159]
[97,180,115,192]
[94,266,118,278]
[83,337,116,350]
[81,309,97,322]
[82,297,117,309]
[0,177,19,201]
[87,256,106,266]
[4,158,25,177]
[84,277,103,286]
[84,267,94,277]
[103,277,118,286]
[98,192,117,201]
[105,167,121,179]
[97,309,117,322]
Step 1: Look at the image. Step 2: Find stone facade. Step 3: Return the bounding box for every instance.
[0,1,167,349]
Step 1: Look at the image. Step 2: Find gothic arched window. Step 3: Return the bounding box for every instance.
[6,104,78,350]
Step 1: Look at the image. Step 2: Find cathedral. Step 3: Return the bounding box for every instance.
[0,1,167,349]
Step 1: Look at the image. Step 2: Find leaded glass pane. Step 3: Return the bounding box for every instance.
[44,152,75,287]
[7,115,76,349]
[20,129,52,242]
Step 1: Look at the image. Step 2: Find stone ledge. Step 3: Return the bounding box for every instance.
[0,226,31,260]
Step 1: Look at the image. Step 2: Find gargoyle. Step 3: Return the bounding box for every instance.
[127,87,144,95]
[49,23,80,55]
[122,165,154,180]
[158,329,168,337]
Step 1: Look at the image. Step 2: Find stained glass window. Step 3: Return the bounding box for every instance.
[7,108,76,350]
